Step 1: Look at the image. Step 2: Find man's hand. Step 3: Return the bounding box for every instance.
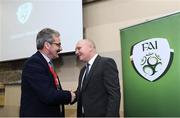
[70,91,76,103]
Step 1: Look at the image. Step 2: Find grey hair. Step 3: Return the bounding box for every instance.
[36,28,60,50]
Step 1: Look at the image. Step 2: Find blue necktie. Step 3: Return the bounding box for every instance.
[84,63,90,79]
[80,63,90,114]
[81,63,90,89]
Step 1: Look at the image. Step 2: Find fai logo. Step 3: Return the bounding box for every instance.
[16,2,33,24]
[130,38,174,82]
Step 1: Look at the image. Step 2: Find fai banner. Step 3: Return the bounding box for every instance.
[130,38,174,82]
[120,12,180,117]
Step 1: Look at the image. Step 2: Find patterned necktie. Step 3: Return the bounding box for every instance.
[48,61,60,90]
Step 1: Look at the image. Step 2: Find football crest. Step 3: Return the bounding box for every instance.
[16,2,32,24]
[130,38,174,82]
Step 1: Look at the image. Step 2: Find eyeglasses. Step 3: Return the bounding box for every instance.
[51,42,61,47]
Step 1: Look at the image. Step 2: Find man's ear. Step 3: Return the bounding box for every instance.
[44,42,51,49]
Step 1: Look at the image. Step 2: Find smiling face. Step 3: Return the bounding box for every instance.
[75,40,96,62]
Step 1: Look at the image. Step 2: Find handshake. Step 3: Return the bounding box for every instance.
[70,91,76,103]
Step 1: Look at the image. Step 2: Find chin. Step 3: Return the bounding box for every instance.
[56,55,59,58]
[79,57,83,61]
[52,55,59,59]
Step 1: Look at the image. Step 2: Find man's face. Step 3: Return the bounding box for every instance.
[49,36,62,59]
[75,41,92,62]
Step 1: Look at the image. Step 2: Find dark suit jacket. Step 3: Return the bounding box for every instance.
[76,55,121,117]
[20,51,71,117]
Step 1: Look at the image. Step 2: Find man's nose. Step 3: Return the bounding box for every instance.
[59,46,62,51]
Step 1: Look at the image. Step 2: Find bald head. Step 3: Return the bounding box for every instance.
[77,39,96,48]
[75,39,97,62]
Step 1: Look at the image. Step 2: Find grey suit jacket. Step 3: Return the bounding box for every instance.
[76,55,121,117]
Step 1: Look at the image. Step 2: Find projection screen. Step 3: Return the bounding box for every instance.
[0,0,82,61]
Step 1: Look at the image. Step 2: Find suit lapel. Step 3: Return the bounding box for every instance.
[37,51,62,90]
[81,55,101,91]
[36,51,50,69]
[79,67,86,85]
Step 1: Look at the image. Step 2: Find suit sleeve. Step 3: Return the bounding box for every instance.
[70,68,84,104]
[22,59,71,105]
[103,58,121,116]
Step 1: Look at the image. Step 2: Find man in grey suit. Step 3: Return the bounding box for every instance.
[74,39,121,117]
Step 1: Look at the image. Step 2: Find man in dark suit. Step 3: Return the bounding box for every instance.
[20,28,75,117]
[74,39,121,117]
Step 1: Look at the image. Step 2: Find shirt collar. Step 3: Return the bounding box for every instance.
[88,54,98,66]
[40,52,51,63]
